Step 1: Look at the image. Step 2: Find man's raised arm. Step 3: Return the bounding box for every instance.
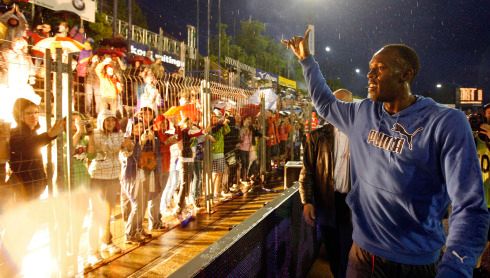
[282,28,356,132]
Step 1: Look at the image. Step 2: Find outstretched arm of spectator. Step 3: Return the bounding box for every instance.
[116,57,127,71]
[47,119,65,138]
[95,57,112,79]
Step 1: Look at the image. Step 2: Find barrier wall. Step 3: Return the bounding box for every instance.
[169,184,319,278]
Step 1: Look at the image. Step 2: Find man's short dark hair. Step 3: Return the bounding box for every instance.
[383,44,420,78]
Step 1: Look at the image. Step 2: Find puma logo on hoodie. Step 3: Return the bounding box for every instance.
[366,123,423,154]
[391,123,423,150]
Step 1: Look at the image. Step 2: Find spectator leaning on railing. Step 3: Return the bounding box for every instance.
[9,98,65,201]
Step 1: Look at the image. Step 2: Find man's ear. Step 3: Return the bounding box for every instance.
[400,67,415,83]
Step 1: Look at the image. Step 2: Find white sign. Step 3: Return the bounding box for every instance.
[130,45,184,68]
[32,0,96,22]
[225,56,255,75]
[256,71,277,82]
[307,24,315,56]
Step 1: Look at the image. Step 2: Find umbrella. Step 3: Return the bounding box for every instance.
[33,36,85,54]
[97,48,126,58]
[130,55,153,65]
[180,103,201,122]
[163,106,182,119]
[211,99,228,110]
[100,37,128,49]
[212,99,236,111]
[240,104,260,118]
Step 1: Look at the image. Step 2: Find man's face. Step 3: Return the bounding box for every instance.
[367,49,407,102]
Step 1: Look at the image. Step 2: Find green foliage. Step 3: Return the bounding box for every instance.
[210,19,303,84]
[85,0,148,46]
[87,13,113,45]
[115,0,148,29]
[98,0,148,28]
[326,79,345,91]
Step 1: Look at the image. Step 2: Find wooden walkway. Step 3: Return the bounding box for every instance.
[87,187,283,277]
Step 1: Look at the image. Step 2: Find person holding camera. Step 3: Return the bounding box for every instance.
[0,5,27,50]
[29,23,51,45]
[139,106,165,232]
[86,109,124,262]
[120,107,162,243]
[223,113,240,195]
[473,104,490,277]
[95,57,123,115]
[69,112,92,189]
[210,108,231,202]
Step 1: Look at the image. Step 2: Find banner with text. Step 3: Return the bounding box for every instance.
[32,0,96,22]
[130,42,184,71]
[278,76,297,89]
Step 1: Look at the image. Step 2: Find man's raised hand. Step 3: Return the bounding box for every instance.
[281,28,311,61]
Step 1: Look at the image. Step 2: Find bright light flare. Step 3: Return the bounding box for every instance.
[436,83,442,88]
[1,189,108,276]
[325,46,331,52]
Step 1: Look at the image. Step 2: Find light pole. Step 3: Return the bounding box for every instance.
[113,0,118,37]
[207,0,211,57]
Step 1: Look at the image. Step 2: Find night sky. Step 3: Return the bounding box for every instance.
[138,0,490,102]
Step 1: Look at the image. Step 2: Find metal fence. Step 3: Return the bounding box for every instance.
[0,46,277,276]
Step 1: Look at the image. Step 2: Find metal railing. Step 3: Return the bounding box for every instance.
[105,15,183,56]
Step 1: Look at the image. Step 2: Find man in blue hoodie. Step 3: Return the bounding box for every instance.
[282,29,489,277]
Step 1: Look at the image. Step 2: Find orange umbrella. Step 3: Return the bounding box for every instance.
[163,106,182,118]
[180,103,201,122]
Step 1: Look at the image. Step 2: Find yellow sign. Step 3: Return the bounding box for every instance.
[459,88,483,104]
[278,76,297,89]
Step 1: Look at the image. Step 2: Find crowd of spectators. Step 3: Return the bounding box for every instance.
[0,9,309,274]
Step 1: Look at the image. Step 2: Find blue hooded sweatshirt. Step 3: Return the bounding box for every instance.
[300,55,489,277]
